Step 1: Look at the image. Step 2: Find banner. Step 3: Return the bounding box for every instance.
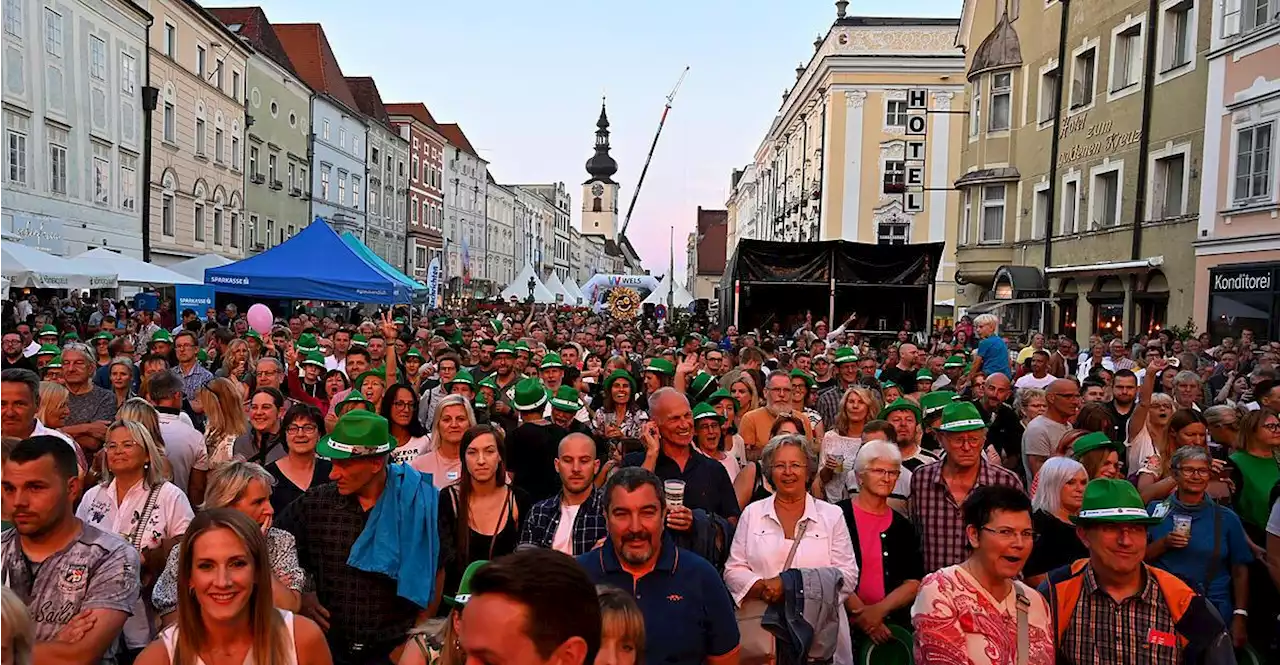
[175,284,215,313]
[426,257,441,308]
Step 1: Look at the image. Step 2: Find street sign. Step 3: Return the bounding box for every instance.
[905,191,925,213]
[905,114,927,136]
[907,89,928,110]
[654,304,667,319]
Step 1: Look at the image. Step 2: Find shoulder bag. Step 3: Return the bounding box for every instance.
[737,520,808,665]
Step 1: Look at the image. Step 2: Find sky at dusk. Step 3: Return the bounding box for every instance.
[205,0,960,279]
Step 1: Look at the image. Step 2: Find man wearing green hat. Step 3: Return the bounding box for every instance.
[933,354,967,391]
[506,377,568,502]
[815,346,861,426]
[1038,478,1233,665]
[486,342,521,433]
[32,343,60,373]
[910,401,1023,573]
[878,398,938,473]
[446,369,476,400]
[548,386,588,433]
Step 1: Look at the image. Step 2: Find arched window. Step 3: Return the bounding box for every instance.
[194,100,207,156]
[592,197,602,212]
[160,169,178,237]
[212,186,226,246]
[162,83,177,142]
[193,180,207,242]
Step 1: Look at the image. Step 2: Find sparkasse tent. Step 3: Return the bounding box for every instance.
[73,248,202,285]
[339,232,427,300]
[205,219,415,303]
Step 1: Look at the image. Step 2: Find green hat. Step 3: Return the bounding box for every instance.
[474,391,489,409]
[295,333,319,353]
[300,351,326,369]
[603,369,636,393]
[878,397,922,422]
[44,354,63,369]
[404,348,425,362]
[37,324,58,338]
[447,370,476,389]
[539,352,564,370]
[491,319,504,335]
[514,340,530,354]
[337,389,375,413]
[350,334,368,348]
[688,371,718,402]
[881,381,900,391]
[494,342,516,356]
[550,386,582,412]
[316,410,396,460]
[915,368,934,381]
[149,329,174,346]
[937,401,987,433]
[478,375,500,392]
[513,377,549,411]
[919,391,958,418]
[393,317,407,326]
[707,388,739,411]
[35,343,60,357]
[832,346,859,364]
[644,358,675,377]
[353,366,387,391]
[61,331,79,342]
[943,354,965,369]
[91,331,113,343]
[692,402,724,423]
[197,349,208,363]
[445,560,489,606]
[789,368,816,389]
[1072,478,1163,525]
[245,330,262,342]
[856,623,912,665]
[1070,432,1125,460]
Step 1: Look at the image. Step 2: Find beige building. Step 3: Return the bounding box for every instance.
[145,0,252,266]
[730,4,967,311]
[955,0,1209,343]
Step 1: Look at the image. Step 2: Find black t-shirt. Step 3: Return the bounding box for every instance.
[2,355,35,372]
[1024,509,1090,578]
[880,365,918,391]
[505,421,569,504]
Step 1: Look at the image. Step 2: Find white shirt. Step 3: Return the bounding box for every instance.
[162,609,298,664]
[389,436,431,466]
[723,494,859,665]
[76,479,193,649]
[325,354,346,375]
[551,503,581,555]
[31,420,86,472]
[16,300,32,322]
[157,412,210,494]
[1076,356,1115,381]
[22,340,40,357]
[1014,373,1056,390]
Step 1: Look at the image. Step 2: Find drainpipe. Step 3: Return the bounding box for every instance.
[800,118,808,238]
[1128,0,1162,332]
[1043,0,1071,272]
[815,93,827,234]
[140,14,156,262]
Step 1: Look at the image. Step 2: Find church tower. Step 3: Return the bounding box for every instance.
[582,100,619,241]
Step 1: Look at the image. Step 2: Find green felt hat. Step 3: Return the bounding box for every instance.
[197,349,208,363]
[393,317,407,326]
[514,340,531,354]
[1072,478,1163,525]
[789,368,816,389]
[478,375,500,392]
[44,354,63,369]
[300,350,326,369]
[919,391,958,418]
[937,401,987,433]
[688,371,718,402]
[295,333,319,353]
[353,366,386,391]
[881,381,900,390]
[404,348,425,361]
[692,402,724,423]
[878,397,922,422]
[61,331,79,342]
[445,560,489,606]
[915,368,934,381]
[447,370,476,389]
[707,388,739,411]
[491,319,504,335]
[316,410,396,460]
[832,346,859,364]
[245,330,262,342]
[644,357,675,377]
[549,386,582,412]
[856,623,913,665]
[474,391,489,409]
[539,352,564,370]
[350,334,368,348]
[513,377,548,411]
[603,369,636,393]
[943,354,965,369]
[1070,432,1125,460]
[91,331,113,343]
[37,324,58,338]
[34,343,60,357]
[494,342,516,356]
[149,330,173,346]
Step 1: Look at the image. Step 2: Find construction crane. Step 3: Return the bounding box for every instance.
[620,66,689,237]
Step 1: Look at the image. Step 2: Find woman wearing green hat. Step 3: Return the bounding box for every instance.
[692,403,739,481]
[589,370,648,443]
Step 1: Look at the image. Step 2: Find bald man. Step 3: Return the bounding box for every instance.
[975,373,1024,474]
[880,343,923,391]
[518,433,607,556]
[1020,378,1081,481]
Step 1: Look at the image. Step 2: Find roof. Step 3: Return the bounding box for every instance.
[438,123,482,160]
[968,11,1022,77]
[179,0,250,56]
[344,76,394,130]
[384,102,442,132]
[835,16,960,27]
[273,24,359,112]
[206,7,298,78]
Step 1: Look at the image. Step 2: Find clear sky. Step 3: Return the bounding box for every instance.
[206,0,960,279]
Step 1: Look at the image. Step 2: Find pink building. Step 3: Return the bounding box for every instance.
[385,103,446,281]
[1193,4,1280,340]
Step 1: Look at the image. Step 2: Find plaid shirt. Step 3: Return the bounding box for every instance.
[909,458,1024,574]
[518,488,608,556]
[1059,566,1178,665]
[173,361,214,403]
[815,380,853,427]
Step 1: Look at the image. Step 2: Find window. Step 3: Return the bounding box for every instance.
[320,166,330,200]
[338,171,347,204]
[352,177,360,209]
[47,125,67,194]
[398,160,405,177]
[4,0,22,37]
[121,54,136,94]
[412,156,420,181]
[300,167,307,191]
[120,154,137,211]
[162,193,175,235]
[232,70,241,100]
[1235,123,1274,205]
[1092,167,1121,227]
[1071,46,1097,109]
[215,60,223,91]
[1161,0,1194,70]
[1241,0,1278,33]
[412,197,419,222]
[969,78,982,137]
[266,219,275,247]
[43,8,61,56]
[248,214,258,247]
[980,185,1005,243]
[213,208,223,245]
[89,36,106,81]
[960,188,972,245]
[230,212,239,248]
[322,119,331,141]
[231,135,240,170]
[267,153,277,184]
[1062,175,1080,234]
[416,247,426,267]
[877,221,909,245]
[1032,184,1051,239]
[1110,21,1143,93]
[883,160,905,189]
[248,146,258,177]
[1039,65,1060,124]
[339,127,346,150]
[5,111,27,184]
[990,72,1012,131]
[886,100,908,127]
[196,45,206,77]
[92,143,110,205]
[195,117,206,155]
[194,203,205,241]
[215,128,224,163]
[163,100,175,142]
[1152,151,1186,218]
[164,23,176,58]
[287,163,295,190]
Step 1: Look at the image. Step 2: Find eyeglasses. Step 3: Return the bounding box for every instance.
[105,441,141,452]
[1175,467,1212,477]
[392,400,415,409]
[981,527,1036,542]
[771,463,807,474]
[1261,423,1280,432]
[286,424,318,435]
[863,468,901,479]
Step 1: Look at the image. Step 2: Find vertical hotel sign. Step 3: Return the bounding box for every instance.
[903,89,928,213]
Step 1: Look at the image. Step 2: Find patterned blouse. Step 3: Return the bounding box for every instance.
[152,526,308,616]
[590,406,649,440]
[911,564,1055,665]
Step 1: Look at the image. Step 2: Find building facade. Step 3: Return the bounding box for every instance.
[687,206,728,300]
[275,24,366,240]
[144,0,251,266]
[954,0,1210,342]
[346,76,406,269]
[515,182,572,279]
[440,122,491,297]
[724,164,759,261]
[386,102,446,281]
[2,0,150,258]
[208,7,310,256]
[1192,1,1280,340]
[513,185,549,271]
[486,181,516,288]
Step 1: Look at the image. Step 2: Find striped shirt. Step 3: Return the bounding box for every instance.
[1059,567,1179,665]
[908,458,1024,574]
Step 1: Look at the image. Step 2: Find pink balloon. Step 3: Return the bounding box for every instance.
[247,304,274,335]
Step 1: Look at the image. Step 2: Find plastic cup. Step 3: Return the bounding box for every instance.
[664,479,686,508]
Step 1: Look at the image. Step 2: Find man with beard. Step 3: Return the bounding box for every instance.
[974,373,1023,473]
[625,388,740,524]
[487,342,520,434]
[1014,350,1056,390]
[740,372,815,449]
[814,347,861,426]
[1,436,139,664]
[473,338,497,378]
[880,398,939,473]
[880,343,923,391]
[577,467,740,665]
[1022,378,1082,482]
[2,331,35,371]
[519,432,607,555]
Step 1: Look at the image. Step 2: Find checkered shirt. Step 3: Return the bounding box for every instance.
[908,457,1024,574]
[518,488,608,556]
[1059,566,1179,665]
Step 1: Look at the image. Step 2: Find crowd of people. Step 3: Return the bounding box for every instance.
[2,292,1279,665]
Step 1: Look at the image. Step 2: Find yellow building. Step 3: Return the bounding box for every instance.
[729,4,967,310]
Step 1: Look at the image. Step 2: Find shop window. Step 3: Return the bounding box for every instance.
[1140,299,1168,335]
[1058,297,1078,336]
[1210,291,1271,342]
[1093,301,1124,336]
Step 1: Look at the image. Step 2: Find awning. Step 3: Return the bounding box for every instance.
[73,248,203,285]
[993,265,1046,292]
[2,240,118,289]
[954,166,1022,188]
[968,297,1053,314]
[1044,256,1164,275]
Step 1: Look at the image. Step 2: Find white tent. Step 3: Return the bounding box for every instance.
[562,278,586,305]
[500,264,556,304]
[168,253,233,282]
[73,248,202,285]
[1,240,118,289]
[544,272,569,303]
[643,272,695,308]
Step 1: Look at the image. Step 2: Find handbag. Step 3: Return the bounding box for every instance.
[738,520,808,665]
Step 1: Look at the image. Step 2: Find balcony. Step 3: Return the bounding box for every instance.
[289,186,302,197]
[955,243,1016,287]
[269,180,283,190]
[250,173,265,184]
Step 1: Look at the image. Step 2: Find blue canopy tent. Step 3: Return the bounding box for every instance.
[339,232,427,301]
[205,219,415,303]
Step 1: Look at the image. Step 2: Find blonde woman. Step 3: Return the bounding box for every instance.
[2,587,33,665]
[1014,387,1048,427]
[200,377,251,464]
[412,395,476,488]
[76,420,194,654]
[722,370,760,427]
[118,397,175,482]
[816,387,882,502]
[36,380,70,430]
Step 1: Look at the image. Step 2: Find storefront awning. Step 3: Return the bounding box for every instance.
[1044,256,1164,275]
[954,167,1022,188]
[993,265,1046,292]
[968,297,1053,314]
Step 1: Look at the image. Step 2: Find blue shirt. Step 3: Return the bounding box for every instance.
[578,534,739,665]
[1147,497,1255,619]
[622,449,741,520]
[975,334,1011,379]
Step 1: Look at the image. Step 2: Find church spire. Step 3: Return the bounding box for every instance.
[585,98,618,183]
